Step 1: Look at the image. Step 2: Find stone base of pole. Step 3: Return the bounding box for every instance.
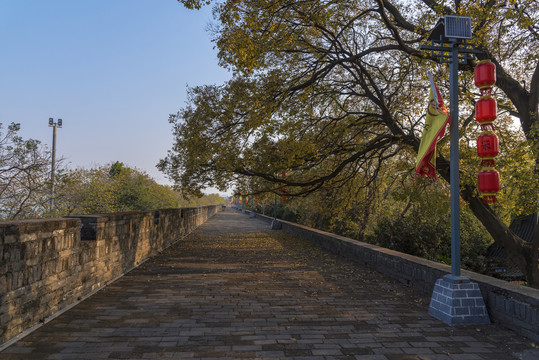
[270,220,282,230]
[428,275,490,325]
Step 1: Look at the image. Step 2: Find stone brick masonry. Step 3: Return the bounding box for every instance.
[429,276,490,325]
[0,206,219,346]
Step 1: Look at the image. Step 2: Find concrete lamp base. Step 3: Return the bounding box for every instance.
[270,220,282,230]
[428,275,490,325]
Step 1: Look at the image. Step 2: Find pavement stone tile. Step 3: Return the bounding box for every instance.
[419,355,452,360]
[448,354,483,360]
[0,211,536,360]
[385,355,424,360]
[353,355,387,360]
[373,347,404,354]
[409,341,441,348]
[381,342,410,348]
[311,348,343,355]
[402,347,435,355]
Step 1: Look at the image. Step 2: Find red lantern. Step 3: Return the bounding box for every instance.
[478,169,500,192]
[478,169,500,203]
[474,60,499,204]
[474,60,496,90]
[477,132,499,158]
[475,96,497,125]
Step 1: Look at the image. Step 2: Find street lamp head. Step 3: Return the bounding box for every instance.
[427,19,445,43]
[444,16,472,40]
[427,16,472,44]
[421,16,479,65]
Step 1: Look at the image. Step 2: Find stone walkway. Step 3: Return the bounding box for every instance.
[1,210,537,360]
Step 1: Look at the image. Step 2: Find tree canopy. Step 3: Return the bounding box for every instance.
[0,135,225,221]
[54,162,225,216]
[161,0,538,285]
[0,123,54,219]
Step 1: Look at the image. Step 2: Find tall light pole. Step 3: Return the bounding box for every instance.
[270,193,281,230]
[48,118,62,214]
[420,16,489,325]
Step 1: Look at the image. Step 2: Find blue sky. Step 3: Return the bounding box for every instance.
[0,0,230,188]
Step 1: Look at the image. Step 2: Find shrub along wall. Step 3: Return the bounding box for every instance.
[0,206,219,346]
[252,211,539,343]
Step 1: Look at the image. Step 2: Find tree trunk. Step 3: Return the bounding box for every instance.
[436,157,537,286]
[462,186,536,286]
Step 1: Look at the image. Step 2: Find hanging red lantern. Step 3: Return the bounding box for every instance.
[475,96,497,125]
[478,169,500,203]
[474,60,496,90]
[478,170,500,193]
[477,132,499,158]
[474,60,499,205]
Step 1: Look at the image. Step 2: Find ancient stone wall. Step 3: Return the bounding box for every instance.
[0,206,219,345]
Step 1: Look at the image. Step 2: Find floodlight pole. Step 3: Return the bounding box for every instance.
[449,40,461,278]
[48,118,62,214]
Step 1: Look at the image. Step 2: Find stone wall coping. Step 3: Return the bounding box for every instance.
[66,211,152,220]
[62,206,216,220]
[0,218,80,226]
[0,219,81,239]
[155,208,183,212]
[180,206,217,210]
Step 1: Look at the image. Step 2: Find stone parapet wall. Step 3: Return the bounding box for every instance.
[253,212,539,342]
[0,206,219,346]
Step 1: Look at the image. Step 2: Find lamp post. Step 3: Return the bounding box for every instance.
[419,16,489,325]
[270,193,281,230]
[249,194,255,217]
[48,118,62,214]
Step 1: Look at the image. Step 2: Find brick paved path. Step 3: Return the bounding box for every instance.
[1,210,537,360]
